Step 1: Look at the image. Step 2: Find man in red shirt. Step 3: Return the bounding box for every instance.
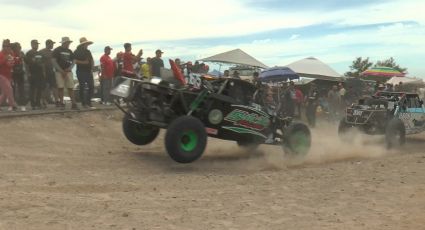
[99,46,116,105]
[0,39,18,111]
[120,43,143,78]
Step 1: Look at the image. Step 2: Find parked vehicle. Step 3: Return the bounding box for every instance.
[339,91,425,148]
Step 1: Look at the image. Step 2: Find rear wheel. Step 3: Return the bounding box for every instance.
[165,116,207,163]
[122,114,160,145]
[385,119,405,149]
[283,122,311,156]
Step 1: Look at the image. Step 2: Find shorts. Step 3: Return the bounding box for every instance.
[55,71,74,89]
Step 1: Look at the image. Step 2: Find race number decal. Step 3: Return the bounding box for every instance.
[353,110,363,116]
[185,74,202,89]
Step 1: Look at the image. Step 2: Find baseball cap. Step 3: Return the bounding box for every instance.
[31,39,40,44]
[104,46,113,51]
[46,39,55,44]
[155,49,163,54]
[124,43,131,48]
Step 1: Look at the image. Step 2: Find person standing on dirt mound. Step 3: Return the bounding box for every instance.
[151,49,164,78]
[120,43,143,78]
[11,42,27,111]
[99,46,115,106]
[25,39,45,110]
[74,37,95,109]
[52,36,78,110]
[0,39,18,111]
[40,39,59,107]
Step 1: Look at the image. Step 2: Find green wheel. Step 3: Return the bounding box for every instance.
[165,116,207,163]
[283,122,311,155]
[122,114,159,145]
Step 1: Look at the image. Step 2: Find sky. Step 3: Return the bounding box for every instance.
[1,0,424,77]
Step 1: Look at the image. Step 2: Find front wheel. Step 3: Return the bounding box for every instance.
[165,116,207,163]
[338,118,356,142]
[122,114,160,145]
[385,118,405,149]
[283,122,311,155]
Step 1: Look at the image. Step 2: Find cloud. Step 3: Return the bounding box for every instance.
[242,0,388,11]
[1,0,66,9]
[0,0,424,77]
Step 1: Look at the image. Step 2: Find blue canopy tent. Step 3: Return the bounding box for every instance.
[259,66,299,82]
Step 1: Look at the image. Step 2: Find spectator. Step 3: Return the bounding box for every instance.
[120,43,143,78]
[99,46,115,105]
[25,39,45,110]
[39,39,59,107]
[11,42,27,111]
[52,36,78,110]
[174,58,184,74]
[294,85,304,118]
[223,70,230,78]
[305,83,319,127]
[327,85,341,121]
[0,39,18,111]
[151,49,164,78]
[232,70,241,79]
[74,37,95,109]
[140,57,152,79]
[192,61,200,73]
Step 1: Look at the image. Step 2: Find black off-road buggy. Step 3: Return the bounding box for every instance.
[338,91,425,148]
[111,72,311,163]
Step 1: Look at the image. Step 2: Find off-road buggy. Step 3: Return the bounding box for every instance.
[111,65,311,163]
[338,91,425,148]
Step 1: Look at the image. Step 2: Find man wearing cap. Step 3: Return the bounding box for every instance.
[74,37,95,109]
[151,49,164,78]
[39,39,58,107]
[52,36,78,110]
[120,43,143,78]
[99,46,115,105]
[25,39,45,110]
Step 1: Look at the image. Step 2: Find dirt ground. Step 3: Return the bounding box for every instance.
[0,110,424,230]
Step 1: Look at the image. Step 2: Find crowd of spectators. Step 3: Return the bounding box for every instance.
[0,36,169,111]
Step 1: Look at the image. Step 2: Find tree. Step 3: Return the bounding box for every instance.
[344,57,373,78]
[375,57,407,73]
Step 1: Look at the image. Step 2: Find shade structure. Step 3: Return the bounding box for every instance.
[361,66,405,77]
[285,57,342,82]
[199,48,268,69]
[259,66,299,82]
[386,76,424,86]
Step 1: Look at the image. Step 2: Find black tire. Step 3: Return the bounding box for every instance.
[165,116,207,163]
[338,118,355,142]
[283,122,311,155]
[385,118,405,149]
[122,114,160,145]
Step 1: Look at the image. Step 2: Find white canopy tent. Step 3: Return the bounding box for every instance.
[199,48,268,69]
[285,57,343,82]
[386,76,425,87]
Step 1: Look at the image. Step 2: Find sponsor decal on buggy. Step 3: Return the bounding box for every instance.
[222,126,266,139]
[205,127,218,135]
[224,109,270,131]
[231,104,270,118]
[352,110,363,116]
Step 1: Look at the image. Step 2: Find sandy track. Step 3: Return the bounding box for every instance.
[0,111,424,230]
